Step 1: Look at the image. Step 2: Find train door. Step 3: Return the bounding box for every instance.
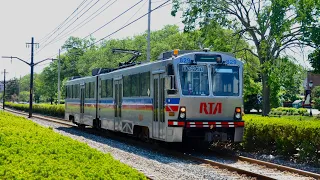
[80,84,85,120]
[114,79,123,131]
[152,73,166,139]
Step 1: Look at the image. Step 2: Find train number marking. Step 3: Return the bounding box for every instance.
[199,102,222,115]
[225,59,236,64]
[179,57,191,63]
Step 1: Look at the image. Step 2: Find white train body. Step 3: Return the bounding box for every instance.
[65,50,244,143]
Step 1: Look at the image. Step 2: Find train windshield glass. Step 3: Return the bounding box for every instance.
[212,65,239,96]
[179,65,209,96]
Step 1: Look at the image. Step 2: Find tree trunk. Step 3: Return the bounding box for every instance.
[261,72,271,116]
[50,97,53,105]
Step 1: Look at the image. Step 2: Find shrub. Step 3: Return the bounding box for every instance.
[293,112,299,116]
[314,97,320,111]
[269,107,309,116]
[243,115,320,166]
[0,111,146,179]
[5,102,65,118]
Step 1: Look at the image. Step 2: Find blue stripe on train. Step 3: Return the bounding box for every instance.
[66,97,180,104]
[166,98,180,104]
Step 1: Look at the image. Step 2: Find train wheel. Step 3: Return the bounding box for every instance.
[140,127,149,142]
[78,124,86,129]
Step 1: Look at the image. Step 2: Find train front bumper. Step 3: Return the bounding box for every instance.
[183,121,245,142]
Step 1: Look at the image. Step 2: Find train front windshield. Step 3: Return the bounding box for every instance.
[211,65,239,96]
[179,64,240,96]
[179,65,209,96]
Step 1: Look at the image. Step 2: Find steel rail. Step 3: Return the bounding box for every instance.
[237,156,320,179]
[167,151,276,180]
[2,107,319,179]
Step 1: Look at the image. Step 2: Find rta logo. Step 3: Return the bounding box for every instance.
[199,102,222,114]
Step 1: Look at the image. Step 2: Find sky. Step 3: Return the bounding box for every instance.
[0,0,313,80]
[0,0,184,80]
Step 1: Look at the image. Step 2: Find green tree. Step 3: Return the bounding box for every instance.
[37,65,58,104]
[269,57,306,107]
[18,91,29,102]
[171,0,320,115]
[5,78,19,101]
[309,49,320,73]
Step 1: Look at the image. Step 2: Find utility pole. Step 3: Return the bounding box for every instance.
[58,49,61,104]
[1,69,8,109]
[18,75,21,97]
[2,37,56,118]
[147,0,151,62]
[26,37,38,118]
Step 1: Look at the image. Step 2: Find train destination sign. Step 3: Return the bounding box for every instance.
[195,54,222,63]
[181,65,205,72]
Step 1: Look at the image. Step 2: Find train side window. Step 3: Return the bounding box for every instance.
[85,83,89,98]
[106,79,113,98]
[131,74,139,96]
[166,64,177,95]
[140,72,150,96]
[101,80,107,98]
[72,85,76,99]
[76,84,80,98]
[89,82,95,98]
[69,85,73,98]
[123,76,131,97]
[167,64,174,75]
[66,86,69,98]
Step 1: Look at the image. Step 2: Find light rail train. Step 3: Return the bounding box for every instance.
[65,49,244,143]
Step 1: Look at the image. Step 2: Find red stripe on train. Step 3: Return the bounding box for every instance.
[165,105,179,112]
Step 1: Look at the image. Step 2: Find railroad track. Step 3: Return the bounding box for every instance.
[2,107,320,180]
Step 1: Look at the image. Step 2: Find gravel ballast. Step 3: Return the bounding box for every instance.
[4,110,319,180]
[28,117,249,180]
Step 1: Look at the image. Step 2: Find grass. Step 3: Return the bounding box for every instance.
[0,111,146,179]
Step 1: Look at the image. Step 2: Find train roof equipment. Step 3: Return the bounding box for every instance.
[157,49,235,60]
[91,49,237,76]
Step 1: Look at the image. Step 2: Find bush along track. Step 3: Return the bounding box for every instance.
[5,102,65,118]
[4,103,320,167]
[242,115,320,167]
[0,111,146,179]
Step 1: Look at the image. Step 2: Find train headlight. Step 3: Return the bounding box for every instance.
[180,112,186,119]
[235,113,241,119]
[234,107,242,120]
[178,106,186,120]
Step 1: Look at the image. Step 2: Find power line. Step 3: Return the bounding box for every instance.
[82,0,145,40]
[122,0,148,27]
[38,0,89,45]
[46,0,118,48]
[44,0,170,61]
[91,0,171,46]
[36,0,99,53]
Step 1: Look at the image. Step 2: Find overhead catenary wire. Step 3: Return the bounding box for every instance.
[48,0,118,47]
[36,0,145,59]
[82,0,145,40]
[35,0,100,55]
[37,0,89,45]
[122,0,148,27]
[44,0,171,62]
[89,0,171,46]
[40,0,93,46]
